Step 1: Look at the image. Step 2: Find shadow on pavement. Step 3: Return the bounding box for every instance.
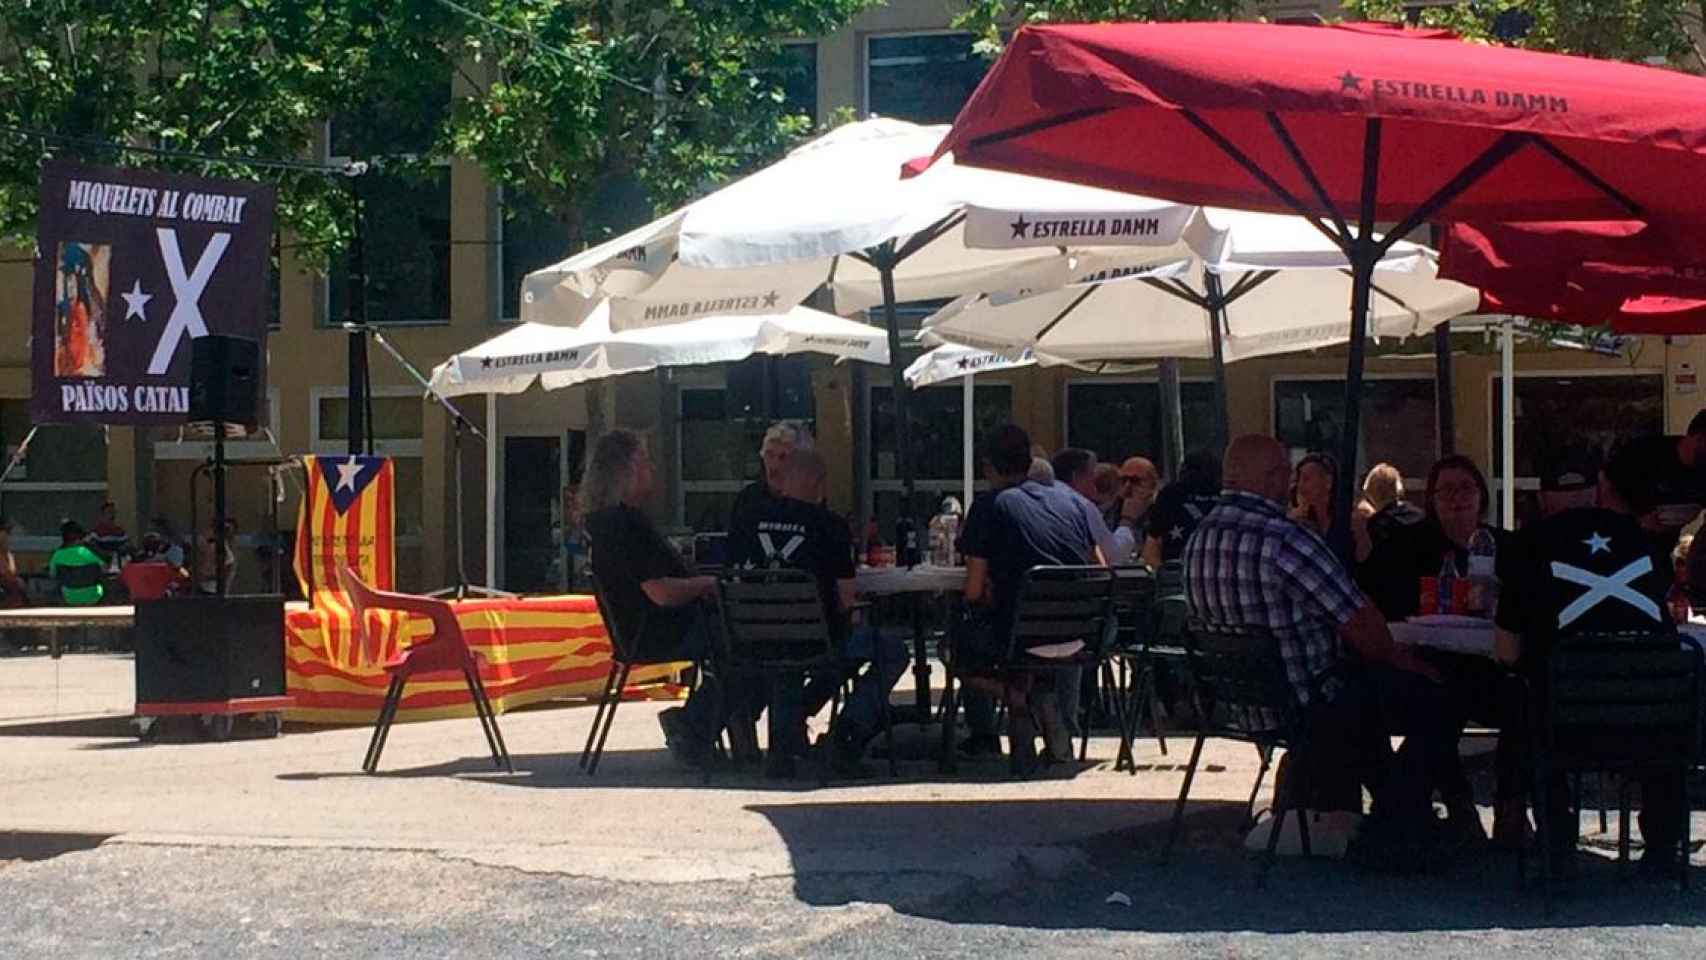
[0,715,135,738]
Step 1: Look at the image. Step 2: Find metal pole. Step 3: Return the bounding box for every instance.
[213,421,227,597]
[877,251,919,540]
[1202,271,1233,452]
[1157,358,1185,480]
[344,168,369,456]
[487,392,498,591]
[1435,322,1456,457]
[1333,119,1383,564]
[962,372,975,510]
[1501,319,1516,528]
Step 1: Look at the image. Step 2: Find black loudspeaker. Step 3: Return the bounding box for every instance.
[188,334,261,428]
[135,596,286,704]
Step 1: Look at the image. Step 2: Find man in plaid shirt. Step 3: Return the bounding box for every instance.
[1183,436,1470,853]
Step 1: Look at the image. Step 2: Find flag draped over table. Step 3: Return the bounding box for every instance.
[293,454,398,668]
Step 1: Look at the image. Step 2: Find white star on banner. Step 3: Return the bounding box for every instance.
[120,279,152,321]
[335,456,366,492]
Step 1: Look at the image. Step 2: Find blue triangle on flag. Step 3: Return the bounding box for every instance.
[318,455,385,515]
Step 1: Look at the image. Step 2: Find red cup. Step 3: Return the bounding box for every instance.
[1450,578,1471,615]
[1419,577,1439,616]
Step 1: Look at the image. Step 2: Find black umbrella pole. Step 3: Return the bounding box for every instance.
[878,262,919,552]
[1203,271,1233,452]
[1334,259,1375,563]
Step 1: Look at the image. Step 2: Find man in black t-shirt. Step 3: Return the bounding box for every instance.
[732,450,906,777]
[1606,409,1706,564]
[727,420,813,541]
[585,430,749,770]
[1494,447,1684,875]
[1143,449,1222,568]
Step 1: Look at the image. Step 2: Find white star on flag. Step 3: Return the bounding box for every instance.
[335,456,366,492]
[120,279,152,321]
[1583,532,1612,556]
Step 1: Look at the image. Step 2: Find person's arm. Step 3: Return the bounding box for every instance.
[639,575,717,607]
[1141,534,1162,570]
[1337,597,1441,682]
[963,555,991,606]
[836,578,857,613]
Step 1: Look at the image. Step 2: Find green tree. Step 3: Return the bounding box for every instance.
[1343,1,1697,66]
[954,0,1246,58]
[0,0,876,255]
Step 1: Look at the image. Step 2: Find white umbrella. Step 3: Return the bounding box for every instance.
[429,302,889,398]
[924,215,1479,365]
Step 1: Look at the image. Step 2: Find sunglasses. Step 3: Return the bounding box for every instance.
[1120,474,1151,485]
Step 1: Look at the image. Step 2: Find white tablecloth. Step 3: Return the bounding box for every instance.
[1392,615,1706,659]
[854,565,967,596]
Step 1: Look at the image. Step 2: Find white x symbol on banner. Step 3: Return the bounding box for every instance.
[757,532,804,564]
[1550,556,1661,629]
[149,228,231,375]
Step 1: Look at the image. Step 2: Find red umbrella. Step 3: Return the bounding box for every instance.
[934,19,1706,552]
[1440,220,1706,333]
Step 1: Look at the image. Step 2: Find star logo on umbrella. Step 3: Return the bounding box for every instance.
[1010,214,1030,239]
[955,357,970,370]
[481,357,493,369]
[762,290,779,309]
[1339,70,1363,93]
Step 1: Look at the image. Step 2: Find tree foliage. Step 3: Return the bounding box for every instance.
[0,0,877,254]
[1344,1,1699,67]
[954,0,1246,58]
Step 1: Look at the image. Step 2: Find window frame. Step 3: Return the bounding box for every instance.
[1483,366,1666,497]
[864,376,1014,491]
[862,29,981,122]
[1060,373,1219,462]
[1268,372,1439,488]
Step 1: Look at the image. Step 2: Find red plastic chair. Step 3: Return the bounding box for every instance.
[337,567,512,774]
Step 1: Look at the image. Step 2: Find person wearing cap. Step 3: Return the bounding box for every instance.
[1494,443,1685,879]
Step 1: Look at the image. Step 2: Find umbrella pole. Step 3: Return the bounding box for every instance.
[1158,359,1185,480]
[1203,271,1233,452]
[1435,324,1455,457]
[877,251,932,720]
[487,391,499,591]
[1501,319,1516,528]
[963,372,975,511]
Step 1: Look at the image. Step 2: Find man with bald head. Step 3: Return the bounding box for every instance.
[1116,456,1159,535]
[1184,435,1467,860]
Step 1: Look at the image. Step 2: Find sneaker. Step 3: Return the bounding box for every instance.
[657,707,707,770]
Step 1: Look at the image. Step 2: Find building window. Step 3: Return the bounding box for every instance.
[1065,380,1220,466]
[777,41,819,121]
[869,381,1012,530]
[1273,377,1437,482]
[500,188,573,322]
[678,356,817,532]
[0,401,107,550]
[866,32,984,124]
[1490,372,1663,526]
[310,388,425,541]
[326,82,452,326]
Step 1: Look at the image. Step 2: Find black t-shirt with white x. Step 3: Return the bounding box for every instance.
[1494,506,1672,667]
[728,495,855,617]
[1145,481,1220,564]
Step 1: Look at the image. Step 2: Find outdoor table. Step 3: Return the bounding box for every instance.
[854,564,967,721]
[1390,614,1706,659]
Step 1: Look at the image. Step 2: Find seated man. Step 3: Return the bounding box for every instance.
[1182,435,1465,859]
[48,520,105,606]
[956,424,1096,768]
[1494,445,1684,878]
[729,450,907,778]
[1143,449,1222,569]
[584,429,750,769]
[119,533,190,602]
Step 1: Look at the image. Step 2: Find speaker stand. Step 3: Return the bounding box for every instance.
[213,417,228,597]
[345,323,510,600]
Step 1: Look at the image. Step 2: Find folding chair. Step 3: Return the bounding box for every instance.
[579,572,712,776]
[337,566,511,775]
[716,568,882,783]
[1101,565,1161,770]
[1525,630,1702,911]
[938,565,1114,775]
[1162,618,1309,887]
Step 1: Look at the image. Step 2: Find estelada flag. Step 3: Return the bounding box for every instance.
[294,454,395,597]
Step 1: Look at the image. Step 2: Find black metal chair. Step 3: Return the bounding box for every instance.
[716,568,884,783]
[1101,565,1162,770]
[579,572,714,777]
[1162,618,1311,887]
[938,565,1115,775]
[1525,630,1703,910]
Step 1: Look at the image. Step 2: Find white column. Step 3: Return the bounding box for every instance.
[1501,320,1516,529]
[962,373,975,510]
[486,391,499,590]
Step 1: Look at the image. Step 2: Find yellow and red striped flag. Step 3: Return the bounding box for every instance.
[294,454,398,667]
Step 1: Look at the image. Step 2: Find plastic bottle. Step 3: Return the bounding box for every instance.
[1437,552,1461,616]
[1466,528,1499,616]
